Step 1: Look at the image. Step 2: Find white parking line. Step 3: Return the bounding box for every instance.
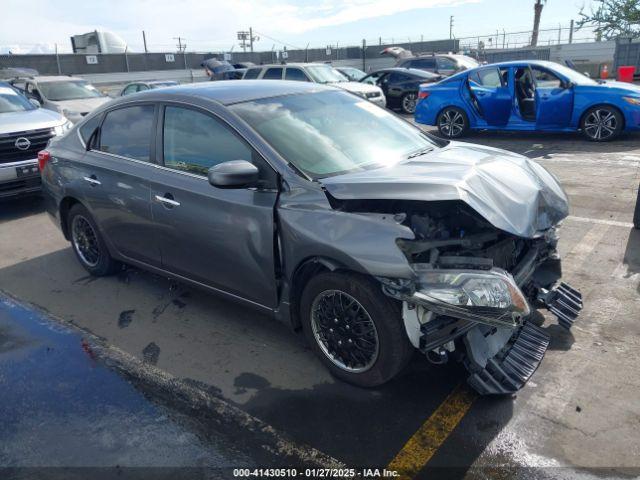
[566,215,634,229]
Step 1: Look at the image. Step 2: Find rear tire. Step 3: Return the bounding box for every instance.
[437,106,469,138]
[401,92,418,115]
[300,272,413,387]
[67,203,119,276]
[580,105,623,142]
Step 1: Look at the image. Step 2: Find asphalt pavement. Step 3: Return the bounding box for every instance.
[0,126,639,479]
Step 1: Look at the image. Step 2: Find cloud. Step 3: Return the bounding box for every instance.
[0,0,479,52]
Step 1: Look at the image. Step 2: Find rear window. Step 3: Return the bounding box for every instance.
[243,68,261,79]
[263,68,283,80]
[98,105,155,161]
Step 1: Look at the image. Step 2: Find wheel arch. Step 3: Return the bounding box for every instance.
[287,255,360,331]
[59,196,84,240]
[578,103,626,131]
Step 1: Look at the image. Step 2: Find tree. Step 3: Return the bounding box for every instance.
[578,0,640,40]
[531,0,546,47]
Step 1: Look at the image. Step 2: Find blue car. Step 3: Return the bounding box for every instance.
[415,60,640,141]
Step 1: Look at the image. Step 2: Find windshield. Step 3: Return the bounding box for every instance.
[548,63,598,85]
[306,65,348,83]
[38,80,104,101]
[0,86,35,113]
[340,68,366,81]
[453,55,480,69]
[231,90,438,179]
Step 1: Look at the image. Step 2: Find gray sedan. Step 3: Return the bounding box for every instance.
[40,81,580,394]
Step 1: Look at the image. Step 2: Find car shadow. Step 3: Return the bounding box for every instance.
[0,195,44,223]
[623,228,640,294]
[0,247,515,473]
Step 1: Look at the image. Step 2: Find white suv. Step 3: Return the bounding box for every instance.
[243,63,386,108]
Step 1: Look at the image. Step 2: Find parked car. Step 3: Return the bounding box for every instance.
[335,66,367,82]
[415,60,640,141]
[0,82,70,198]
[120,81,179,96]
[242,63,386,108]
[40,81,581,394]
[361,68,441,114]
[381,47,479,76]
[10,76,110,124]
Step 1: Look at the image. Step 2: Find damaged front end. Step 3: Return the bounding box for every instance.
[376,201,583,395]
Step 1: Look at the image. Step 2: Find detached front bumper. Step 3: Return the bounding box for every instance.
[383,253,583,395]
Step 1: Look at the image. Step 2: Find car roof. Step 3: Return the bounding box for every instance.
[370,67,436,76]
[249,63,331,69]
[473,60,558,70]
[129,79,336,105]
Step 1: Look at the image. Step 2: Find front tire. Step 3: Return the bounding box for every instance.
[580,105,623,142]
[68,203,119,276]
[437,107,469,138]
[300,272,413,387]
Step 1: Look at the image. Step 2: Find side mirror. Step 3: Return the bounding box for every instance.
[29,98,41,108]
[208,160,259,189]
[564,80,575,89]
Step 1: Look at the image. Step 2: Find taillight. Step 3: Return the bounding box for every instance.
[418,91,430,100]
[38,150,51,171]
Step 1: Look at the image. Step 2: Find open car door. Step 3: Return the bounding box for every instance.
[467,66,512,126]
[531,66,574,129]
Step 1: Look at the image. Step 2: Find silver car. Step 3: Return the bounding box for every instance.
[11,76,110,123]
[242,63,386,108]
[0,82,70,198]
[40,81,581,395]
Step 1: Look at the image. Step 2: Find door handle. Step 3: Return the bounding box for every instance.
[475,91,487,97]
[83,175,101,186]
[155,194,180,207]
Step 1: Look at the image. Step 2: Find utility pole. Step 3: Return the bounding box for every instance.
[449,15,454,39]
[237,29,259,53]
[142,30,148,53]
[173,36,186,52]
[569,19,574,44]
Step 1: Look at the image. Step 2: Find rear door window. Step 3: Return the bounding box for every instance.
[263,68,283,80]
[243,68,261,79]
[98,105,155,161]
[285,68,309,81]
[410,58,436,69]
[469,68,504,87]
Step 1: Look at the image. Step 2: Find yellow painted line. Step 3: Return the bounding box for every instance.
[387,383,477,479]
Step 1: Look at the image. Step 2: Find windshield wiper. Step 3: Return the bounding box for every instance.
[407,147,433,159]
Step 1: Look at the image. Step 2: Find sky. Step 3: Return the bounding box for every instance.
[0,0,595,54]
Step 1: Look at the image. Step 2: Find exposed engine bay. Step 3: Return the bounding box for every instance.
[332,198,583,395]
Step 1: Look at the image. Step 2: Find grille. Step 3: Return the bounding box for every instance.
[0,127,55,164]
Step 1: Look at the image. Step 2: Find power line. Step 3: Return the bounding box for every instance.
[251,30,303,50]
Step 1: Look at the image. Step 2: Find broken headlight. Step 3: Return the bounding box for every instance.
[414,269,530,324]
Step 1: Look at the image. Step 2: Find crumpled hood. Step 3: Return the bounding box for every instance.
[320,142,569,238]
[0,108,66,135]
